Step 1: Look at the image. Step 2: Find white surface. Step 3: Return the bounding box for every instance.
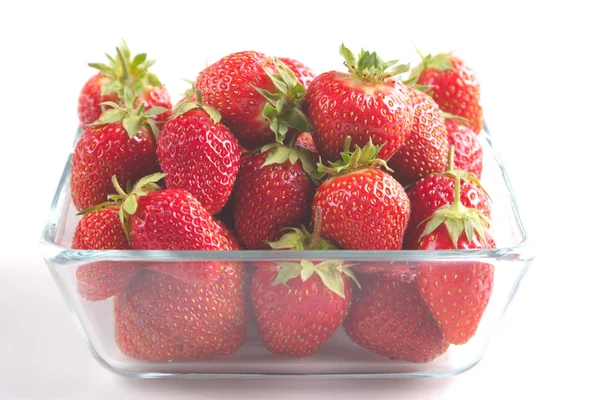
[0,0,598,398]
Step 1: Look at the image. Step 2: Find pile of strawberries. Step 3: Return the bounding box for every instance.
[70,41,494,363]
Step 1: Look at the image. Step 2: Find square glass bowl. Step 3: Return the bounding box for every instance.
[40,128,533,379]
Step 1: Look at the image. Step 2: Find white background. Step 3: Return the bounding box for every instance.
[1,1,598,398]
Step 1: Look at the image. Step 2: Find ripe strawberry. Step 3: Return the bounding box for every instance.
[103,173,235,286]
[445,119,483,178]
[115,267,247,361]
[343,270,449,363]
[313,139,411,250]
[71,206,140,301]
[304,44,413,161]
[278,57,316,88]
[70,88,164,211]
[388,87,449,186]
[77,73,120,126]
[294,132,318,156]
[409,50,483,133]
[252,223,359,357]
[78,40,170,126]
[196,52,312,149]
[233,142,316,249]
[403,150,491,250]
[416,177,495,344]
[157,92,241,215]
[137,85,172,123]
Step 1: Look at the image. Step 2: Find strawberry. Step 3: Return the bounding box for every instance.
[416,177,495,344]
[78,40,170,126]
[313,139,411,250]
[196,52,312,149]
[252,222,359,357]
[70,88,164,211]
[403,149,491,250]
[294,132,318,156]
[71,206,140,301]
[233,142,316,249]
[343,269,449,363]
[445,119,483,178]
[157,91,241,215]
[409,50,483,133]
[137,85,172,123]
[279,57,316,88]
[304,44,413,161]
[104,173,235,286]
[388,87,449,186]
[77,73,120,126]
[115,266,247,361]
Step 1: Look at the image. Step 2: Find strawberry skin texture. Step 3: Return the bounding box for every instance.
[388,88,449,186]
[417,228,495,344]
[445,119,483,178]
[304,72,413,161]
[344,270,449,363]
[130,189,232,285]
[279,57,316,88]
[313,168,410,250]
[137,85,172,123]
[233,152,315,250]
[70,123,159,211]
[157,109,241,215]
[404,175,490,250]
[417,56,483,133]
[77,73,120,126]
[72,207,140,301]
[114,267,247,361]
[251,265,351,357]
[195,51,277,150]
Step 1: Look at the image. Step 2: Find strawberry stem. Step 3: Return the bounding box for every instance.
[448,145,455,171]
[450,176,462,213]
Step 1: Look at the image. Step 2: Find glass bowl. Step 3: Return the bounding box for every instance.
[40,128,533,379]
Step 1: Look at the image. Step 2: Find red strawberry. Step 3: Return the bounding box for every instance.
[105,174,235,286]
[410,51,483,133]
[343,270,449,363]
[415,177,495,344]
[77,73,120,126]
[445,119,483,178]
[115,267,247,361]
[388,87,449,186]
[70,89,164,211]
[71,206,140,301]
[251,224,358,357]
[403,151,490,250]
[78,40,169,126]
[304,44,413,161]
[157,93,241,215]
[137,85,172,123]
[233,143,316,249]
[313,139,411,250]
[214,219,242,250]
[196,52,312,150]
[278,57,316,88]
[293,132,318,157]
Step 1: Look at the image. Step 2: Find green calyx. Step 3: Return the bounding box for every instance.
[419,176,490,248]
[272,260,360,299]
[256,58,314,144]
[316,137,392,178]
[441,111,469,126]
[259,142,317,179]
[405,47,455,85]
[89,87,166,138]
[170,87,222,123]
[340,43,410,84]
[268,226,336,251]
[88,39,161,97]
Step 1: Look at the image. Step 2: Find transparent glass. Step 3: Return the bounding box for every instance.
[40,128,533,379]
